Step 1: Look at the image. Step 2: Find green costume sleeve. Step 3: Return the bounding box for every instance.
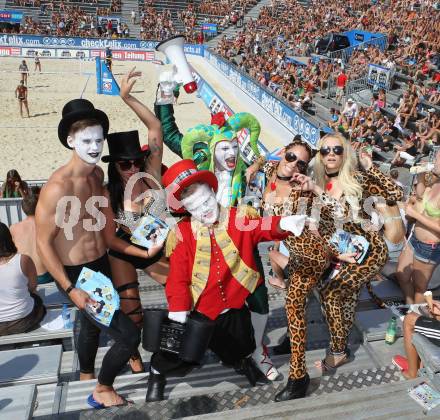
[225,112,261,157]
[154,103,183,158]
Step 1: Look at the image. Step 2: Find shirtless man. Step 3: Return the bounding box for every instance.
[15,81,30,118]
[10,192,54,285]
[35,98,143,408]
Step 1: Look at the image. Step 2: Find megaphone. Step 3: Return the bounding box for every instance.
[155,35,197,94]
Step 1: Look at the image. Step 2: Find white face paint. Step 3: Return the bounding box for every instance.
[214,139,239,172]
[67,125,104,165]
[181,183,219,225]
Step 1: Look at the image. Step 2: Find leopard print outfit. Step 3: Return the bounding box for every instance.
[317,166,403,354]
[261,162,334,380]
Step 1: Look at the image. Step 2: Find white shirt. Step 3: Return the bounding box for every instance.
[215,170,233,208]
[0,254,34,322]
[342,102,358,118]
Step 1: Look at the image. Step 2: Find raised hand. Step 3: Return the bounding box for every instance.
[120,67,142,100]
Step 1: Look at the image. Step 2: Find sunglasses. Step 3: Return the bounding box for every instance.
[116,158,145,171]
[319,146,344,156]
[285,151,308,173]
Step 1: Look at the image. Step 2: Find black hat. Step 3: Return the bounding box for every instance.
[101,130,150,162]
[58,99,109,149]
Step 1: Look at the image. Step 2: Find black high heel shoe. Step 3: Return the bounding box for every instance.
[274,373,310,402]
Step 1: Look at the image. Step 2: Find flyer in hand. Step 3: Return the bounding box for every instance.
[75,268,120,327]
[329,229,370,264]
[408,381,440,412]
[244,171,266,208]
[130,215,169,249]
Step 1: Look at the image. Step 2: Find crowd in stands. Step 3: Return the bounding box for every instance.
[139,5,175,40]
[216,0,439,160]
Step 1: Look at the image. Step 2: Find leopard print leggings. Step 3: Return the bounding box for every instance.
[319,230,388,353]
[285,232,329,380]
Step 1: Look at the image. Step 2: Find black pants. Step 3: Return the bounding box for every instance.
[62,254,140,386]
[151,306,255,376]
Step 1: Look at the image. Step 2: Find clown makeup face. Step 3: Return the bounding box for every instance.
[181,183,219,225]
[67,125,105,165]
[214,139,239,172]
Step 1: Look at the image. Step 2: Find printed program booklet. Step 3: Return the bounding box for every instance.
[329,229,370,264]
[408,381,440,413]
[244,171,266,208]
[76,268,120,327]
[130,215,169,249]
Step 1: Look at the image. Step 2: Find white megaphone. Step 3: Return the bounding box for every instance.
[155,35,197,94]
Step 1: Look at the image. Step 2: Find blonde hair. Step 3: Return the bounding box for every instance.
[314,133,363,219]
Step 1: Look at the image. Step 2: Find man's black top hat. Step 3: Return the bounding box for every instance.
[58,99,109,149]
[101,130,150,162]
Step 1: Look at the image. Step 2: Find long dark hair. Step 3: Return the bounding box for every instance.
[107,162,125,215]
[3,169,23,198]
[0,222,17,258]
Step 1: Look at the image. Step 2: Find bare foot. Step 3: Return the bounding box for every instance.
[80,372,95,381]
[402,370,418,380]
[93,384,126,407]
[268,276,286,290]
[129,356,144,373]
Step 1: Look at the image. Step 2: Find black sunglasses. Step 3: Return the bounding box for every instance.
[116,158,145,171]
[319,146,344,156]
[285,151,308,173]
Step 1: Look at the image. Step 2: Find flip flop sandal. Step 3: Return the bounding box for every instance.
[268,277,287,291]
[320,349,351,373]
[87,394,133,410]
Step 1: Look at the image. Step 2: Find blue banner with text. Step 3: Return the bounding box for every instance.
[203,50,321,146]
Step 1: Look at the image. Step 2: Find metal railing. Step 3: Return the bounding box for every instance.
[327,35,388,63]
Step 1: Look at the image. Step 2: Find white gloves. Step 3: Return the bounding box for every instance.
[168,311,189,324]
[279,215,307,237]
[156,70,177,105]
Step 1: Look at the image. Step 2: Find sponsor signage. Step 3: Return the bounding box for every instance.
[0,10,23,24]
[91,49,154,61]
[203,50,321,146]
[202,23,217,34]
[0,46,20,56]
[0,34,204,55]
[367,63,392,89]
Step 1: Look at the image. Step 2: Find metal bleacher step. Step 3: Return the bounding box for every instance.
[190,377,425,420]
[0,345,62,387]
[50,364,405,419]
[0,383,37,420]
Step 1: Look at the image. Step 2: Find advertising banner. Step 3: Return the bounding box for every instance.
[90,49,154,61]
[203,50,320,146]
[0,46,20,56]
[0,10,23,24]
[202,23,217,34]
[96,57,119,95]
[0,34,204,56]
[97,16,121,27]
[367,63,391,89]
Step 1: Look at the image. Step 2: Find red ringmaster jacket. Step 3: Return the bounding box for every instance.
[165,207,289,320]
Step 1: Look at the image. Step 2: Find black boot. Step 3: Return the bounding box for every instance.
[235,356,270,386]
[273,335,290,355]
[145,371,166,402]
[274,374,310,402]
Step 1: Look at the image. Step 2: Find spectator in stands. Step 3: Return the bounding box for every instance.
[10,191,54,285]
[396,151,440,304]
[393,299,440,379]
[1,169,29,198]
[335,68,348,105]
[341,98,359,127]
[0,222,46,336]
